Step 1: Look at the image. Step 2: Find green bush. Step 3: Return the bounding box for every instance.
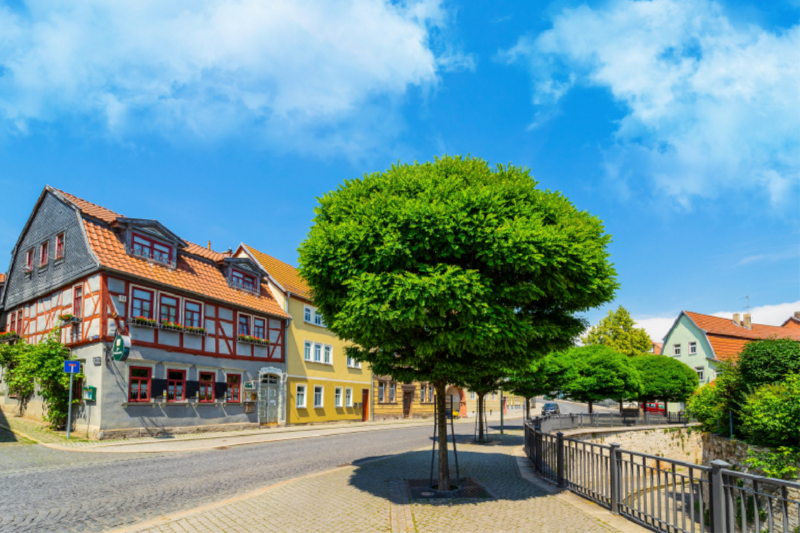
[686,381,727,433]
[740,374,800,448]
[737,337,800,393]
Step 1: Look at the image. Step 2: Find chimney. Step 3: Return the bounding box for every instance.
[733,313,741,325]
[743,313,752,329]
[795,311,800,319]
[208,241,211,250]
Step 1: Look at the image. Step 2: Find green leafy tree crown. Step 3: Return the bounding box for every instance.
[736,337,800,393]
[298,155,618,384]
[560,344,643,406]
[582,306,652,356]
[630,354,699,404]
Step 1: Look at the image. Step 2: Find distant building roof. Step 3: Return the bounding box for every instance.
[242,244,312,300]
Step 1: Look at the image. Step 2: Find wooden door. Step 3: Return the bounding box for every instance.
[361,389,369,422]
[402,391,413,418]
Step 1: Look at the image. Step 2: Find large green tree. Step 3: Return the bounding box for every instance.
[298,156,617,489]
[582,306,652,356]
[560,345,643,413]
[631,355,699,410]
[506,352,574,419]
[737,338,800,393]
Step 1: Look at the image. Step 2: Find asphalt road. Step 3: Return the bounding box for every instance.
[0,402,598,533]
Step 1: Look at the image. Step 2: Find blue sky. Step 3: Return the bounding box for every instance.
[0,0,798,340]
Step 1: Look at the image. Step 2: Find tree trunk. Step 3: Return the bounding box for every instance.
[434,381,450,490]
[619,400,623,414]
[525,397,530,420]
[477,392,486,442]
[588,400,593,414]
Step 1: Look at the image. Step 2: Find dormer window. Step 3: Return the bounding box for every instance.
[39,242,48,266]
[132,233,172,265]
[231,269,257,292]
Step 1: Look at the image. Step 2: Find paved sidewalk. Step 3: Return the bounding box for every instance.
[0,411,528,453]
[119,431,634,533]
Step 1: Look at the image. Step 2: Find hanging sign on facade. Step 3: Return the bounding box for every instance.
[112,333,131,361]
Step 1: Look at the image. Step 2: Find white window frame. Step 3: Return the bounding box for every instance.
[314,309,324,327]
[304,306,312,322]
[313,385,324,408]
[314,343,322,363]
[389,383,396,402]
[470,391,476,400]
[345,388,353,407]
[689,341,697,355]
[378,382,385,403]
[695,367,705,382]
[673,343,681,357]
[296,384,307,408]
[335,387,343,407]
[304,341,312,361]
[324,345,332,365]
[420,384,427,403]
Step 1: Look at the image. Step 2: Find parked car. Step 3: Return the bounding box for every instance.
[541,402,560,416]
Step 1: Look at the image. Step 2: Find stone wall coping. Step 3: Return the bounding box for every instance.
[560,423,701,439]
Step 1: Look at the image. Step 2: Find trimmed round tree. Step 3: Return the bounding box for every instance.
[630,354,699,413]
[506,352,574,419]
[298,156,617,489]
[560,345,643,413]
[737,338,800,393]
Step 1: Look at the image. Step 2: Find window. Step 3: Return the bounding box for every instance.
[492,393,497,401]
[231,269,256,291]
[16,311,24,334]
[296,384,307,408]
[132,288,153,319]
[167,370,186,402]
[378,382,385,403]
[470,391,476,400]
[314,343,322,363]
[238,315,250,335]
[199,372,215,402]
[132,233,172,264]
[160,295,179,324]
[689,341,697,355]
[304,341,312,361]
[304,307,312,322]
[335,387,343,407]
[313,385,324,408]
[324,345,332,364]
[420,384,427,403]
[25,249,34,270]
[254,318,266,339]
[347,356,362,369]
[55,233,65,259]
[9,312,16,334]
[345,388,353,407]
[73,286,83,318]
[39,242,48,266]
[673,344,681,357]
[185,301,202,328]
[314,310,324,327]
[428,386,433,403]
[695,367,705,382]
[129,367,151,402]
[226,374,241,402]
[389,383,396,402]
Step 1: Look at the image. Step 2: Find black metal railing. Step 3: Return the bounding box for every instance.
[536,412,691,434]
[524,419,800,533]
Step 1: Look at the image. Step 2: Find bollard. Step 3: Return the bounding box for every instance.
[556,431,565,488]
[710,459,731,533]
[609,442,622,515]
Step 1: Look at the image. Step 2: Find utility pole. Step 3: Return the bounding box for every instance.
[500,386,504,435]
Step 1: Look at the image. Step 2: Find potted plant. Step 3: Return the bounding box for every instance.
[130,316,158,328]
[160,320,185,332]
[237,334,269,346]
[184,325,207,336]
[58,313,80,324]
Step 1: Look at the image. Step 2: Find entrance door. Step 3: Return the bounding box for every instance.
[402,391,413,418]
[258,375,280,425]
[361,389,369,422]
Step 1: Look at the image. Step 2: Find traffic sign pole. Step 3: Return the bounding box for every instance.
[67,373,73,440]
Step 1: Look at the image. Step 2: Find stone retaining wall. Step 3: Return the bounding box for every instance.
[572,426,703,464]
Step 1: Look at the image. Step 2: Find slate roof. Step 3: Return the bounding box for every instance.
[243,244,312,300]
[52,188,288,320]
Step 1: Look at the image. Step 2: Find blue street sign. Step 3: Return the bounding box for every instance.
[64,361,81,374]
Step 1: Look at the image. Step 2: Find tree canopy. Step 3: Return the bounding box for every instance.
[298,155,618,487]
[581,306,652,356]
[630,354,699,404]
[737,337,800,393]
[560,345,643,412]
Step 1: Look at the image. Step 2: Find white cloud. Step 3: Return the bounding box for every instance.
[502,0,800,207]
[0,0,462,153]
[634,300,800,341]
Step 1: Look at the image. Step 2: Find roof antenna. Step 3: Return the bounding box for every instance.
[741,295,750,314]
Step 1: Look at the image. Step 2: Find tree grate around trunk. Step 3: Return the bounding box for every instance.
[406,477,493,500]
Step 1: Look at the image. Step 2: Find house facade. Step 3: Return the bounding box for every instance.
[464,389,526,419]
[0,187,290,439]
[237,245,373,425]
[661,310,800,412]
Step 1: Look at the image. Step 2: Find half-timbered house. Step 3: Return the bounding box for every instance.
[0,187,291,439]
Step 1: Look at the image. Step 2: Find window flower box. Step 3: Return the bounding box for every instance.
[160,321,185,333]
[237,334,269,346]
[0,331,20,343]
[184,326,207,336]
[58,314,81,324]
[129,316,158,328]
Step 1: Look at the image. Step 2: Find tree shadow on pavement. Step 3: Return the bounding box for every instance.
[0,408,20,444]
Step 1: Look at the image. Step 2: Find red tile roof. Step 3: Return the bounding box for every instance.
[243,244,312,300]
[781,316,800,329]
[0,273,5,283]
[184,242,229,262]
[683,311,800,362]
[52,188,122,224]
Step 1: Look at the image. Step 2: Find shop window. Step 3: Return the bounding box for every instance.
[226,374,241,402]
[167,370,186,402]
[199,372,215,402]
[132,288,153,319]
[55,233,65,259]
[185,301,202,328]
[129,367,151,402]
[132,233,172,264]
[254,318,266,339]
[160,295,179,324]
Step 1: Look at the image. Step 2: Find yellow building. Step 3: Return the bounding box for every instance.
[236,244,372,425]
[464,389,526,419]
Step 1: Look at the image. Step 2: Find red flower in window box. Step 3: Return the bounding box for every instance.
[237,334,269,346]
[160,320,185,332]
[184,326,207,335]
[130,316,158,327]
